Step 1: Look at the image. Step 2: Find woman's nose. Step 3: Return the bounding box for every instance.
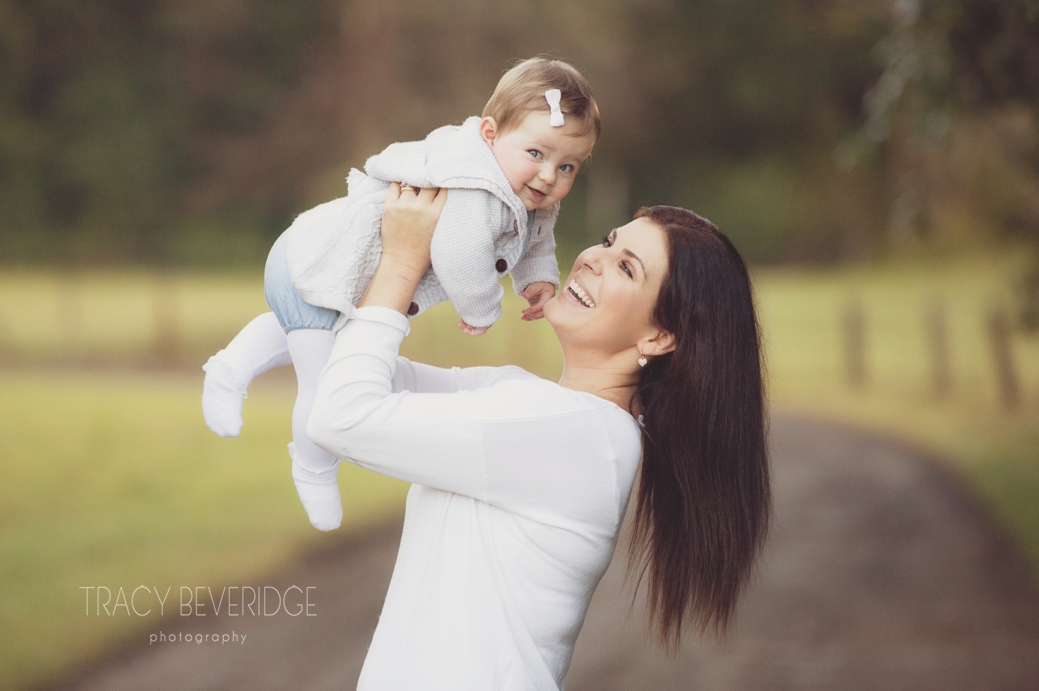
[582,249,603,274]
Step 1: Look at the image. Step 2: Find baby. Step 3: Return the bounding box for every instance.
[201,58,600,531]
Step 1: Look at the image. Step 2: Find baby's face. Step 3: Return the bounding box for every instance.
[481,112,596,211]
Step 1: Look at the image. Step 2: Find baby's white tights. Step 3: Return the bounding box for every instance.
[202,312,291,437]
[202,313,343,531]
[285,328,341,531]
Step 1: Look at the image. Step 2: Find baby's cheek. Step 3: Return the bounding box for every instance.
[554,181,576,202]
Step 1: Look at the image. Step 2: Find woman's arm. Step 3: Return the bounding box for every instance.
[307,184,627,524]
[308,182,499,495]
[308,308,489,500]
[357,184,529,393]
[308,311,623,527]
[392,358,533,395]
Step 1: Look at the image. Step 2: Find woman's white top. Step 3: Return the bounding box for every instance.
[307,307,643,691]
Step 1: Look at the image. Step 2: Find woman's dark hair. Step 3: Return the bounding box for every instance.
[628,205,771,648]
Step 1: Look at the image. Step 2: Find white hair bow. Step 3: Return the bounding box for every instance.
[545,89,564,127]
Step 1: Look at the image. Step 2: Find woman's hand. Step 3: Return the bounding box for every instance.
[357,183,447,315]
[379,183,447,275]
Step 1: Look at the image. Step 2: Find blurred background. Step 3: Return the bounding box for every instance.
[1,0,1037,688]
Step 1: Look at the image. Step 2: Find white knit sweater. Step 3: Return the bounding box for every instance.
[284,117,561,328]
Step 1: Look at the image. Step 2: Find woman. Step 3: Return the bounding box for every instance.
[307,184,770,689]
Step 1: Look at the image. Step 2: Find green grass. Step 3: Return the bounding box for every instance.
[0,269,566,374]
[1,256,1037,688]
[0,371,408,690]
[0,269,270,365]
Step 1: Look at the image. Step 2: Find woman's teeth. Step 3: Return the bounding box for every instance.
[567,280,595,308]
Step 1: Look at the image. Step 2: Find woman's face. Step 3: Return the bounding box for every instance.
[544,217,670,360]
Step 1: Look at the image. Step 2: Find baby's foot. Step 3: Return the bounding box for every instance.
[289,443,343,531]
[201,351,253,437]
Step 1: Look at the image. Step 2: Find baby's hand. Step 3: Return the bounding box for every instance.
[521,282,556,321]
[457,319,490,337]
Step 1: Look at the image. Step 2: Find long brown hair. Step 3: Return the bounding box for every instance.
[628,206,771,648]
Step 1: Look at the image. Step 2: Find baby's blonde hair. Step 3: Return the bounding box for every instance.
[482,58,601,139]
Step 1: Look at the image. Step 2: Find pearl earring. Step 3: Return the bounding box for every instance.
[637,349,648,367]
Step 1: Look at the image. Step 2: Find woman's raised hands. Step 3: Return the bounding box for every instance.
[379,183,448,276]
[356,183,447,315]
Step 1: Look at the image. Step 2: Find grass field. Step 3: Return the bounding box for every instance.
[0,371,408,690]
[0,255,1037,689]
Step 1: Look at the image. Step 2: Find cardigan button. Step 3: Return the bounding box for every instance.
[407,302,419,316]
[495,258,507,273]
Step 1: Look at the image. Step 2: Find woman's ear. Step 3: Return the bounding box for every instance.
[640,329,676,358]
[478,117,498,146]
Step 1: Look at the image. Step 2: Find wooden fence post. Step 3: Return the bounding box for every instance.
[926,298,952,399]
[843,299,866,389]
[152,271,180,363]
[986,306,1020,410]
[58,272,85,352]
[0,307,6,355]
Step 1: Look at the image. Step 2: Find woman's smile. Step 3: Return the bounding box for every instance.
[565,278,596,308]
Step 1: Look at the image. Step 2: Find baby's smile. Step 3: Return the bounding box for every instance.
[525,185,548,203]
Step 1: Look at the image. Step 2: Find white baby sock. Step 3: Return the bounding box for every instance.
[287,328,341,531]
[289,443,343,532]
[202,351,253,437]
[202,312,291,437]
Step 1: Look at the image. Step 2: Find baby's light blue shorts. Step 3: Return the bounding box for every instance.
[264,231,339,333]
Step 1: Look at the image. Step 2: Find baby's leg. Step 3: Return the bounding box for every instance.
[202,312,291,437]
[286,328,342,531]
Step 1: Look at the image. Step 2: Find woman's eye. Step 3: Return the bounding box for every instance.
[621,261,633,278]
[601,235,612,248]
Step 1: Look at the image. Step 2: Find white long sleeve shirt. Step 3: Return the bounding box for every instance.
[308,307,643,691]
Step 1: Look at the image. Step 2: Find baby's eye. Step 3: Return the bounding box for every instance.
[559,164,574,173]
[528,150,543,159]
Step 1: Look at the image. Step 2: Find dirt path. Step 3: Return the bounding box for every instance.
[51,414,1039,690]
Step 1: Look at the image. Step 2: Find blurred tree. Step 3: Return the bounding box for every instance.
[844,0,1038,323]
[251,0,891,264]
[3,0,1032,270]
[612,0,888,262]
[0,0,338,265]
[0,0,182,262]
[944,0,1039,329]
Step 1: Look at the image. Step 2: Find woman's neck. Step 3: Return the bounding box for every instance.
[558,362,639,414]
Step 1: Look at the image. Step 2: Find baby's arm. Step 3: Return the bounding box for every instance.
[429,189,506,333]
[510,222,560,321]
[520,282,556,321]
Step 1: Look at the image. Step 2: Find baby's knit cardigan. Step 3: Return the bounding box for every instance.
[285,117,561,328]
